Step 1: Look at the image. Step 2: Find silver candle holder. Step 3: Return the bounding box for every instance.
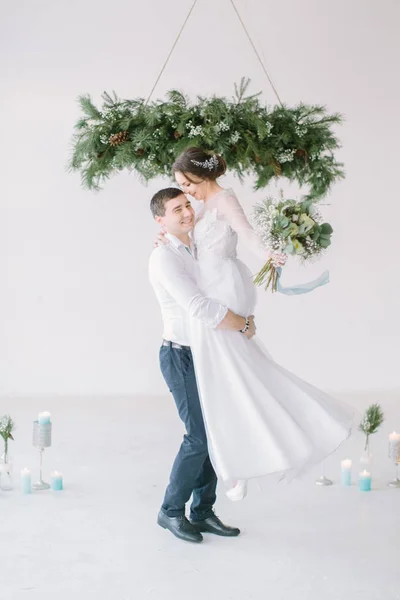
[315,460,333,486]
[388,437,400,488]
[32,421,52,490]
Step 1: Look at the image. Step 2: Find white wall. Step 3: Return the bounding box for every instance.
[1,0,400,397]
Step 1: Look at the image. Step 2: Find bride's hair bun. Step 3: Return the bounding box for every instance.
[172,147,227,181]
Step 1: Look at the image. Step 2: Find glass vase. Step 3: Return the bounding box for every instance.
[0,452,13,491]
[360,436,373,470]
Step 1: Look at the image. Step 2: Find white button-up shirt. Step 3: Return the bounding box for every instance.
[149,234,228,346]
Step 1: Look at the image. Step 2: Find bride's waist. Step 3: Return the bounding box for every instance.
[196,256,253,280]
[196,250,238,262]
[196,257,256,312]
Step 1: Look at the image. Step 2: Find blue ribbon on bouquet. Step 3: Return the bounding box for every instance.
[275,267,330,296]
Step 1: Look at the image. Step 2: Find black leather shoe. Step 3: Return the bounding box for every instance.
[157,511,203,543]
[190,514,240,537]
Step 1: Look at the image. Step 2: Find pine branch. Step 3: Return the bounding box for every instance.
[233,77,261,105]
[167,89,188,107]
[0,415,15,460]
[359,404,384,436]
[68,80,345,196]
[78,95,103,120]
[101,90,119,107]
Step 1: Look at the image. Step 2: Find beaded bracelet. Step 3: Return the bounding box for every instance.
[240,317,250,333]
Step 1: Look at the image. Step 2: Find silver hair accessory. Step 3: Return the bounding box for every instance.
[190,155,219,171]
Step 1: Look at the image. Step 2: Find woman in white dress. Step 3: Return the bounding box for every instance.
[167,147,353,500]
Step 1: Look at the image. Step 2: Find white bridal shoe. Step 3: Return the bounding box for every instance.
[226,479,248,502]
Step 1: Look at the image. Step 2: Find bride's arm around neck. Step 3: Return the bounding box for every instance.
[214,189,271,262]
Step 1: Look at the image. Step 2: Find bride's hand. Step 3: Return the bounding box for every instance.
[271,252,287,268]
[154,226,169,248]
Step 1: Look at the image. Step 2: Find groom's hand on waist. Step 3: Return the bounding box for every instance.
[217,311,256,339]
[243,315,256,339]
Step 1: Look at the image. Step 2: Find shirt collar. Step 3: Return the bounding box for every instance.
[165,233,193,250]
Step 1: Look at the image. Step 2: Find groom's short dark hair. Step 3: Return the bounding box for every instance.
[150,188,184,218]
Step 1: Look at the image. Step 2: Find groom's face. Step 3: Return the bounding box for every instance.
[156,194,195,235]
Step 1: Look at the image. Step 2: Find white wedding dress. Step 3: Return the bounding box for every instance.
[188,188,353,498]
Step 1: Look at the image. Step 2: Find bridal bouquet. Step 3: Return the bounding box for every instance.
[252,196,333,291]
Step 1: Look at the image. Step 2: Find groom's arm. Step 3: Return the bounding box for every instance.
[149,249,250,332]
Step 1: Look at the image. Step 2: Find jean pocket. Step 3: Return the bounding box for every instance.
[160,348,183,392]
[179,349,192,379]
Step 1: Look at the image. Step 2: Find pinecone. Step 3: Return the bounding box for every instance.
[109,131,129,146]
[136,148,145,157]
[295,148,308,160]
[174,131,182,139]
[270,159,282,176]
[254,155,261,163]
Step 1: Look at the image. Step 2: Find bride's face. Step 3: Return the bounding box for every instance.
[175,171,208,201]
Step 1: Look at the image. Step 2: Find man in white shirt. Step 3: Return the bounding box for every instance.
[149,187,255,544]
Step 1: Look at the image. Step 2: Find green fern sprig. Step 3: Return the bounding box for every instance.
[359,404,384,450]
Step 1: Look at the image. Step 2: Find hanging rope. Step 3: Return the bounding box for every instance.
[145,0,198,104]
[229,0,283,106]
[146,0,283,107]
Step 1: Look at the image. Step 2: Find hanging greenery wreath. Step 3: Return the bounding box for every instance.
[69,79,344,200]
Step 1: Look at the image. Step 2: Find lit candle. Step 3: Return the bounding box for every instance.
[38,411,51,425]
[50,471,63,491]
[21,468,32,494]
[341,459,352,486]
[389,431,400,441]
[359,469,371,492]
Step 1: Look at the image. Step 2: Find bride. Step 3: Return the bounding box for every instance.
[161,146,353,500]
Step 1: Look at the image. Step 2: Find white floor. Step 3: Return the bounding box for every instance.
[1,392,399,600]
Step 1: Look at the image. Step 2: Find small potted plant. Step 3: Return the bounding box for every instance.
[359,404,384,466]
[0,414,15,490]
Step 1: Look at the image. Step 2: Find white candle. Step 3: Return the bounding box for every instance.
[341,459,352,485]
[21,468,32,494]
[358,469,371,491]
[51,471,63,491]
[359,470,371,478]
[38,411,51,425]
[389,431,400,441]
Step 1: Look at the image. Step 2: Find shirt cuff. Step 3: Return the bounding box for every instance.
[211,305,228,329]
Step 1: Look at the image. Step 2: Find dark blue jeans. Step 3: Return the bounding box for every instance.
[160,343,217,520]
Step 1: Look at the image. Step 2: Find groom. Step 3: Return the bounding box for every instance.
[149,187,255,543]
